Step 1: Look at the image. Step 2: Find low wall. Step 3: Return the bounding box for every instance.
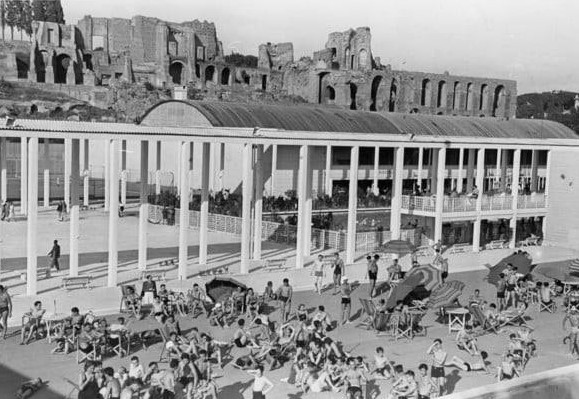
[443,364,579,399]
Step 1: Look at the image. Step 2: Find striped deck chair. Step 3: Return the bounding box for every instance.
[469,304,499,334]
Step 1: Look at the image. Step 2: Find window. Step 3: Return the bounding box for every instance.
[47,29,54,44]
[196,47,205,61]
[92,36,104,51]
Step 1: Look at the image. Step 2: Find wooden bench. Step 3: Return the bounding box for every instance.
[485,240,507,250]
[264,258,288,271]
[62,276,92,290]
[447,243,472,254]
[139,269,168,282]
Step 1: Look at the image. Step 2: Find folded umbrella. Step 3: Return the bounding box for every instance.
[428,280,466,309]
[386,273,424,309]
[380,240,416,256]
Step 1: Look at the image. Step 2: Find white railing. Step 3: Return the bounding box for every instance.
[518,194,547,209]
[481,195,513,211]
[401,195,437,212]
[443,197,477,213]
[148,205,418,252]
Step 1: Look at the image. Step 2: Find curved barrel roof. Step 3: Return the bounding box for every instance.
[141,100,578,140]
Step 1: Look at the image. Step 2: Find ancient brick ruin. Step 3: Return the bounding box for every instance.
[0,15,516,118]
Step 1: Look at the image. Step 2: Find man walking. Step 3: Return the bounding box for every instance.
[332,252,345,294]
[48,240,61,272]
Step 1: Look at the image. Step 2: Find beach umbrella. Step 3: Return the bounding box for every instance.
[205,277,248,303]
[386,273,424,309]
[486,252,534,286]
[427,280,466,309]
[380,240,416,256]
[570,259,579,276]
[405,264,443,291]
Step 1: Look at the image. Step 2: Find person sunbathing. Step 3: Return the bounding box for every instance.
[123,287,142,319]
[300,362,340,393]
[20,301,46,345]
[232,318,258,348]
[447,351,491,373]
[498,354,519,380]
[370,346,392,380]
[456,326,479,355]
[312,306,332,331]
[15,378,46,399]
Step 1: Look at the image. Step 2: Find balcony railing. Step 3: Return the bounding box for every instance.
[402,193,547,214]
[518,194,547,209]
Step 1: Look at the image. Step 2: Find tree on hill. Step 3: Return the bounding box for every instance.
[1,0,5,41]
[31,0,45,21]
[44,0,64,24]
[21,0,32,39]
[5,0,19,40]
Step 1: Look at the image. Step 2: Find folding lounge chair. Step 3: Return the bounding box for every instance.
[499,308,532,330]
[539,299,556,313]
[469,304,499,334]
[119,284,138,313]
[391,314,412,341]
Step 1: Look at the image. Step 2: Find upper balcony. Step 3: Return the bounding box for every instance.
[401,193,547,217]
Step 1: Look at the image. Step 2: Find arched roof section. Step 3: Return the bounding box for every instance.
[139,100,578,140]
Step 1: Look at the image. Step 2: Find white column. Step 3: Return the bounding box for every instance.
[304,147,313,257]
[219,142,226,192]
[457,147,464,194]
[372,146,380,195]
[466,148,475,192]
[69,139,80,277]
[20,138,28,216]
[26,138,38,295]
[178,141,190,280]
[240,144,253,274]
[500,149,508,192]
[138,141,149,271]
[543,149,551,239]
[530,149,539,192]
[417,147,424,190]
[64,139,71,209]
[510,149,521,249]
[346,146,359,264]
[107,140,120,287]
[295,145,309,269]
[253,145,264,260]
[83,139,89,207]
[104,139,110,211]
[434,148,447,243]
[430,148,439,192]
[0,137,7,202]
[199,142,210,265]
[176,142,182,195]
[209,143,216,191]
[495,148,502,189]
[155,141,162,195]
[120,140,127,206]
[325,145,332,196]
[43,139,50,207]
[472,148,485,252]
[390,146,404,240]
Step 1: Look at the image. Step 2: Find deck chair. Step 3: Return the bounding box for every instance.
[63,377,80,399]
[391,314,412,341]
[357,299,377,330]
[499,307,532,330]
[539,299,557,313]
[76,337,98,363]
[108,329,129,358]
[119,284,138,313]
[469,304,499,334]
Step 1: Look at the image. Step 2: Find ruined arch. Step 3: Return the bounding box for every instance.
[53,53,71,84]
[205,65,215,83]
[388,79,398,112]
[452,82,460,110]
[493,85,506,117]
[437,80,447,108]
[317,72,331,104]
[349,83,357,110]
[35,50,49,83]
[221,67,231,85]
[169,61,185,85]
[324,85,336,104]
[370,75,383,111]
[479,84,489,111]
[358,49,369,69]
[15,53,30,79]
[421,78,432,107]
[465,83,474,111]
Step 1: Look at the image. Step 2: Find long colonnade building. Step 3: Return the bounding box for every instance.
[0,101,578,296]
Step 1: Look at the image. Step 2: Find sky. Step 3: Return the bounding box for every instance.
[62,0,579,94]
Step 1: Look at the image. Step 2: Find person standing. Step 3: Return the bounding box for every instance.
[7,201,14,222]
[249,365,274,399]
[332,252,345,294]
[0,201,6,221]
[48,240,61,272]
[497,273,507,312]
[56,201,63,222]
[368,254,379,298]
[277,279,293,323]
[0,285,12,339]
[427,339,447,397]
[312,254,325,295]
[341,277,352,325]
[141,275,157,306]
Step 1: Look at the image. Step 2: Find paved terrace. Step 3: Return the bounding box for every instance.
[1,209,578,398]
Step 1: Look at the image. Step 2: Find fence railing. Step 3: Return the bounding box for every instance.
[401,195,437,212]
[148,205,418,253]
[402,194,547,214]
[518,194,547,209]
[481,195,513,211]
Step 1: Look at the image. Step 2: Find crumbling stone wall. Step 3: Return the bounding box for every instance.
[258,42,294,70]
